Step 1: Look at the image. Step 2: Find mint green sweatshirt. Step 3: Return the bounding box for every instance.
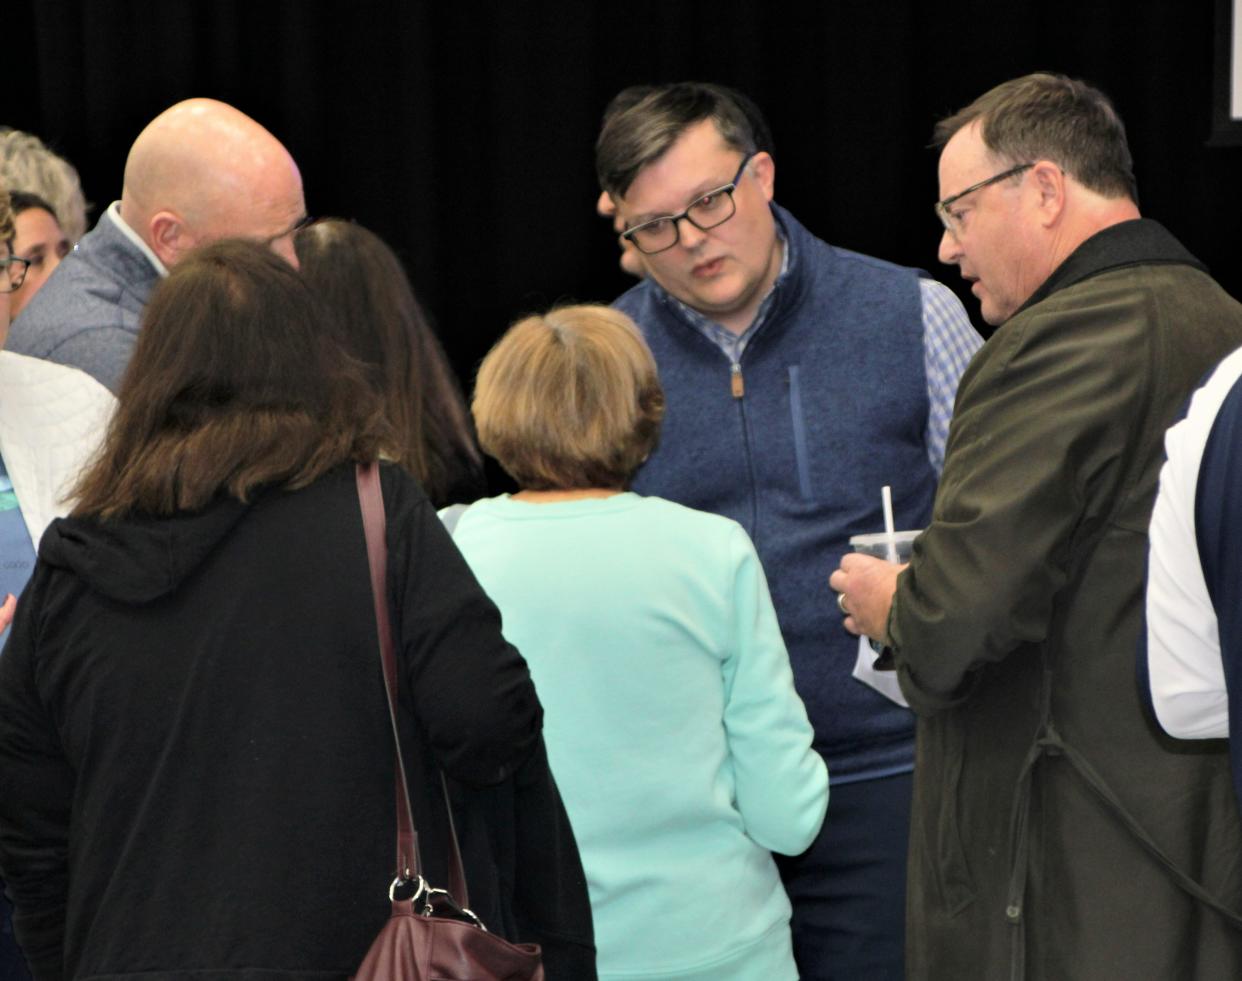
[449,493,828,980]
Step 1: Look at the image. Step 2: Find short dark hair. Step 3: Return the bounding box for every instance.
[8,189,59,223]
[72,239,387,519]
[473,305,664,491]
[295,219,484,507]
[596,82,773,198]
[933,72,1137,203]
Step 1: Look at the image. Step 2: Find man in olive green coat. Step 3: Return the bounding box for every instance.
[832,73,1242,980]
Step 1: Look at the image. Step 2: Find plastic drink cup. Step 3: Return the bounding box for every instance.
[847,529,921,664]
[848,529,921,563]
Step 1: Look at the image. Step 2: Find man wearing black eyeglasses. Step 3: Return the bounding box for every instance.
[4,99,306,395]
[834,72,1242,979]
[596,82,980,981]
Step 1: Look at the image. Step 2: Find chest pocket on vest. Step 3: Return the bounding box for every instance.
[785,362,929,505]
[788,365,814,500]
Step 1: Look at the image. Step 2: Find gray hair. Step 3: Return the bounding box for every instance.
[0,128,90,242]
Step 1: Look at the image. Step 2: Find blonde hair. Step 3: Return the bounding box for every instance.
[473,304,664,491]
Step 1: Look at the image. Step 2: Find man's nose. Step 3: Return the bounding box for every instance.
[937,229,962,266]
[676,216,708,250]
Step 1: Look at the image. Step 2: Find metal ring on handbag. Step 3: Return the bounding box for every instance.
[389,874,428,903]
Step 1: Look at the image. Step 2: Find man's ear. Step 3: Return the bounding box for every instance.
[148,211,193,267]
[751,151,776,202]
[1030,160,1066,227]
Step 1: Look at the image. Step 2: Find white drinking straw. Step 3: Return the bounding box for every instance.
[881,485,898,563]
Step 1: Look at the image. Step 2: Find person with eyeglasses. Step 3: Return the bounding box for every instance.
[595,84,776,282]
[595,82,980,981]
[4,99,306,395]
[832,73,1242,979]
[8,192,71,320]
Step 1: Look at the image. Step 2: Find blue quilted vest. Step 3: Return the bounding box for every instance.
[621,204,936,779]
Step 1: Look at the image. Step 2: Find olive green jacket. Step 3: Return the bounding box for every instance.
[891,220,1242,980]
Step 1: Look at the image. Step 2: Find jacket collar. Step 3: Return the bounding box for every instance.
[1015,218,1206,318]
[105,202,169,277]
[80,205,164,312]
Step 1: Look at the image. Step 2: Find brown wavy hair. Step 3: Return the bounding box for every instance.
[72,239,388,519]
[295,219,484,506]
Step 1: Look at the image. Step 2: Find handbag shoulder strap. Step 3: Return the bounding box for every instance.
[355,461,470,905]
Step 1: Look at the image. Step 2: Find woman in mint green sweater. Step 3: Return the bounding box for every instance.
[448,305,829,981]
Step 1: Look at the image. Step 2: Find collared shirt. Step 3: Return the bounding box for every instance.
[106,201,169,278]
[669,226,980,474]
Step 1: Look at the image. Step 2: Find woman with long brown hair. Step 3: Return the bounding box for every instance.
[0,240,593,980]
[295,219,485,507]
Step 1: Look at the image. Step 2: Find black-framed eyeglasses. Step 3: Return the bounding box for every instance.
[621,153,755,255]
[0,255,30,292]
[934,163,1033,237]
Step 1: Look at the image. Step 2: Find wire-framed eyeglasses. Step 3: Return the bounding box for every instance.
[934,163,1033,237]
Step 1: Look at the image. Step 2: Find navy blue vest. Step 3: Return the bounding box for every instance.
[621,205,936,779]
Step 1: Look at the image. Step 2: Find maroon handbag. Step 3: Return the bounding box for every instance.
[353,462,544,980]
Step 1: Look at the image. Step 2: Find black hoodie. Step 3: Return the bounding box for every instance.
[0,463,594,980]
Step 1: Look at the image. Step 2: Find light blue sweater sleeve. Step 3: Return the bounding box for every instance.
[721,524,829,855]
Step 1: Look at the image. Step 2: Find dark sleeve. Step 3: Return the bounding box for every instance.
[445,738,597,978]
[1195,378,1242,808]
[889,300,1145,714]
[0,569,71,981]
[507,739,596,977]
[382,466,542,785]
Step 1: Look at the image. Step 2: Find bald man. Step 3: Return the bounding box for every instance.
[4,99,305,392]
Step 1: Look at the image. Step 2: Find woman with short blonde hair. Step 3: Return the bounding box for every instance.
[449,303,828,981]
[472,304,662,492]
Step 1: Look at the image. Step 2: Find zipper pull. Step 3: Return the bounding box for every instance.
[731,363,744,398]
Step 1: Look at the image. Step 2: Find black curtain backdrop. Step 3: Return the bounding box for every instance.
[10,1,1240,390]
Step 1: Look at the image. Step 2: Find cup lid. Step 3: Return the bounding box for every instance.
[848,529,922,548]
